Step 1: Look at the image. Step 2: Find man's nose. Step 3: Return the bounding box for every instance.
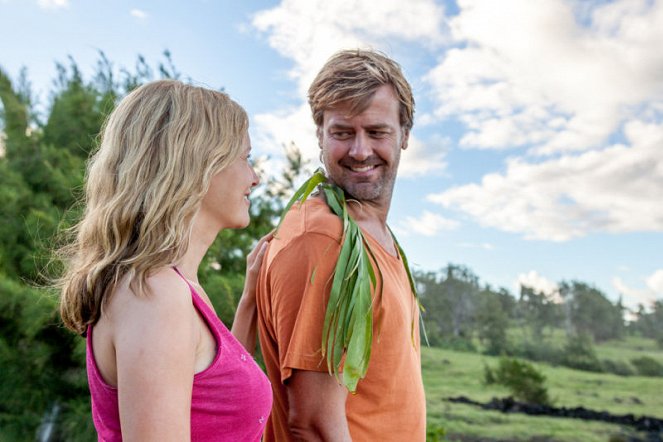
[349,132,371,161]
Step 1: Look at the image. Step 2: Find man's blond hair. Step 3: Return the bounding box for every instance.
[308,49,415,132]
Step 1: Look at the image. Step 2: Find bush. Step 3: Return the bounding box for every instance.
[426,423,446,442]
[484,357,551,405]
[601,358,634,377]
[561,333,603,372]
[511,339,562,365]
[438,336,477,353]
[630,356,663,377]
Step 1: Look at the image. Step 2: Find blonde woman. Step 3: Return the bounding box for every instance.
[58,80,272,441]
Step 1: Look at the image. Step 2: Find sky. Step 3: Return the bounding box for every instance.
[1,0,662,311]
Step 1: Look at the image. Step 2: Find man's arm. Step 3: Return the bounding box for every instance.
[286,370,352,442]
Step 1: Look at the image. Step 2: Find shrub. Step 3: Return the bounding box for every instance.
[561,333,603,372]
[601,358,634,377]
[426,423,446,442]
[484,357,551,405]
[512,339,562,365]
[630,356,663,377]
[439,336,477,353]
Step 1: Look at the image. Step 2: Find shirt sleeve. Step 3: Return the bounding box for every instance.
[265,231,341,384]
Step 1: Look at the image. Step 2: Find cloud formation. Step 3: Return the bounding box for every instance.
[516,270,559,299]
[130,9,148,20]
[612,276,657,310]
[428,120,663,240]
[426,0,663,155]
[647,269,663,295]
[400,210,459,237]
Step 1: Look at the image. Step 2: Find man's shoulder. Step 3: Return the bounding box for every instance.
[280,197,342,241]
[265,198,342,270]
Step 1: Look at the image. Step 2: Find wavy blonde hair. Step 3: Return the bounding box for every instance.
[58,80,248,335]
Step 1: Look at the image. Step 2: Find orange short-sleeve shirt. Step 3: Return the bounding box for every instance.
[256,198,426,442]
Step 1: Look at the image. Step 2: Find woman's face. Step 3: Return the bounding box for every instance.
[199,133,259,230]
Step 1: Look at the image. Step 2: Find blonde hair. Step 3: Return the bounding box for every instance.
[58,80,248,335]
[308,49,415,131]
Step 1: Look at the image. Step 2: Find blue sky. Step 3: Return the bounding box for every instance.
[1,0,662,311]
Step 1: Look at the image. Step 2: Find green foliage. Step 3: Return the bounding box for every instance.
[600,358,635,377]
[630,301,663,348]
[475,288,510,355]
[0,274,90,440]
[518,285,563,339]
[630,356,663,377]
[426,422,447,442]
[561,333,603,372]
[484,357,551,405]
[416,265,481,343]
[560,281,625,342]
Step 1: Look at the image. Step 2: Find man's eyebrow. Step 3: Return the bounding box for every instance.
[365,123,392,130]
[328,123,393,130]
[328,122,353,129]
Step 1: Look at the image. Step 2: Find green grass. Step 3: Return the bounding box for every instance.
[422,344,663,441]
[595,336,663,365]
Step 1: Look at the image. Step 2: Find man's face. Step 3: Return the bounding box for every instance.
[319,84,408,206]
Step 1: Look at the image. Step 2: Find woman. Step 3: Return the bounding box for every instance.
[58,80,272,441]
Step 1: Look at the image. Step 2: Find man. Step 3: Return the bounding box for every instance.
[256,49,426,441]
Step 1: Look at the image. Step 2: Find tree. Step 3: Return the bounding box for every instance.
[475,288,510,355]
[517,285,563,340]
[630,300,663,348]
[559,281,625,342]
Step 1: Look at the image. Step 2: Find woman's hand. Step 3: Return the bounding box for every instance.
[231,231,273,353]
[243,231,273,301]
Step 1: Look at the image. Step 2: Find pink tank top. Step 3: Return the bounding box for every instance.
[86,270,273,441]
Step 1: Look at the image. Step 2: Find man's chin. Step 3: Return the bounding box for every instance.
[341,184,383,203]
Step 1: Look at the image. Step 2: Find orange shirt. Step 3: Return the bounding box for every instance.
[256,198,426,442]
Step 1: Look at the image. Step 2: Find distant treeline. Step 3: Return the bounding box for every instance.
[416,264,663,376]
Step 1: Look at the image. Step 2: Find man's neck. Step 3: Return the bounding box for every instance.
[347,199,397,257]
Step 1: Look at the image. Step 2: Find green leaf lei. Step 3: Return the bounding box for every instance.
[276,168,426,392]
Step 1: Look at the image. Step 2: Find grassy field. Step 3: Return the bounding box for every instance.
[422,341,663,442]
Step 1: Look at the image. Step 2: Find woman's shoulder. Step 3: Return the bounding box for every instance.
[106,267,193,326]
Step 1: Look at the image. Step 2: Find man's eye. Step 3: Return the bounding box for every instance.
[333,131,352,139]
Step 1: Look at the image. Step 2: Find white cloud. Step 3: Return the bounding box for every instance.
[253,0,447,92]
[646,269,663,294]
[130,9,148,20]
[428,120,663,241]
[425,0,663,154]
[399,134,448,178]
[612,276,656,310]
[516,270,559,300]
[37,0,68,9]
[399,210,458,237]
[251,0,448,177]
[253,104,318,159]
